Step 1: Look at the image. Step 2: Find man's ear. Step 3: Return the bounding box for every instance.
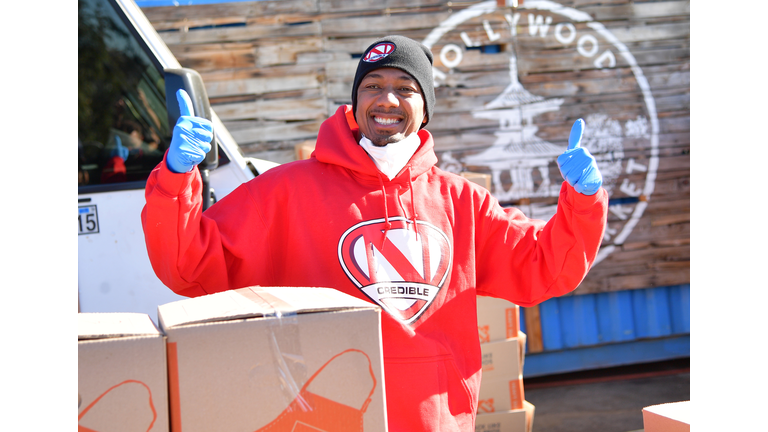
[422,115,428,125]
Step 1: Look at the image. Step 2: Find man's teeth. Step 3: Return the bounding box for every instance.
[374,117,400,125]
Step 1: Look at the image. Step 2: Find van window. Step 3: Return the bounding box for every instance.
[79,0,170,189]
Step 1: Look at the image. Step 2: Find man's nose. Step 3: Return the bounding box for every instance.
[377,88,399,107]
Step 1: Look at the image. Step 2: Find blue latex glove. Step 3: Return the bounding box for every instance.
[166,89,213,173]
[557,119,602,195]
[110,136,129,161]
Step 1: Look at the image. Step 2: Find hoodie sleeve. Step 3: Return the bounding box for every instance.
[140,159,274,298]
[474,181,608,306]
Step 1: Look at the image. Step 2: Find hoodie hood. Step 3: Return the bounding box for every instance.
[313,105,438,182]
[313,105,438,248]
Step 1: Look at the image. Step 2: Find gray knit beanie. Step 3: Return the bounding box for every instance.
[351,35,435,129]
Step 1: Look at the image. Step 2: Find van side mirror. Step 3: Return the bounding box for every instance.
[164,68,218,171]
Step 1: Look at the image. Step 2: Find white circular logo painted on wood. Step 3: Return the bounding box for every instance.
[423,0,659,265]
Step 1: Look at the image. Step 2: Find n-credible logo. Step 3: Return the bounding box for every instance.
[338,217,452,325]
[363,42,396,63]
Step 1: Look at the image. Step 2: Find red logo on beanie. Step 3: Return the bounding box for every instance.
[363,42,396,62]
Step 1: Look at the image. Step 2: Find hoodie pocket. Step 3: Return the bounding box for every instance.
[384,354,475,432]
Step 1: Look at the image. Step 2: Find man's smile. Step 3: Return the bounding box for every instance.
[373,116,402,126]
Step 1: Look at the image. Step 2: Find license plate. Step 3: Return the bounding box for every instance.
[78,205,100,235]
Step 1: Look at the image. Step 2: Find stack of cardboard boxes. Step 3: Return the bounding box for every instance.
[79,285,534,431]
[475,296,535,432]
[78,286,388,432]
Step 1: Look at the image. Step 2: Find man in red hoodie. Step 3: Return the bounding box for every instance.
[142,35,608,431]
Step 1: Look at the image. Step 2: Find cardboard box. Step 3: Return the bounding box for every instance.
[480,333,526,380]
[294,140,316,160]
[78,313,169,432]
[461,172,492,190]
[475,400,535,432]
[643,401,690,432]
[477,296,520,344]
[478,333,527,412]
[157,286,387,432]
[477,377,525,414]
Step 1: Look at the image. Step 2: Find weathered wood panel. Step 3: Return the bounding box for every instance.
[142,0,690,295]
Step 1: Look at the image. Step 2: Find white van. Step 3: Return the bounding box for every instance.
[78,0,277,322]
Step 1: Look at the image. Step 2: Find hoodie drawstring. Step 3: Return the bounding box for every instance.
[377,173,391,250]
[408,167,418,229]
[401,167,419,241]
[377,168,420,248]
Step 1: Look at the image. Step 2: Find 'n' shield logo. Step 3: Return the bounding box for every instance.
[338,217,452,325]
[363,42,396,63]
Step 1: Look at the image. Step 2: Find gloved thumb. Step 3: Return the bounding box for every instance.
[568,118,584,151]
[177,89,194,118]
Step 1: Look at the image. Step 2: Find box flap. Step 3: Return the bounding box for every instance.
[643,400,690,425]
[78,312,162,340]
[158,286,376,329]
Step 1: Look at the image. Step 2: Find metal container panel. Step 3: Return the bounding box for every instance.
[519,284,690,376]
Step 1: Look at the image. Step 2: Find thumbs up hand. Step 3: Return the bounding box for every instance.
[556,119,602,196]
[166,89,213,173]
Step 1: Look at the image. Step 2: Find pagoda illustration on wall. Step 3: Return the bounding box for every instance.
[464,56,565,202]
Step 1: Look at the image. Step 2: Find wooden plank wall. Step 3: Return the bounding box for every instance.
[142,0,690,296]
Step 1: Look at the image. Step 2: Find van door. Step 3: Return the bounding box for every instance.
[78,0,264,322]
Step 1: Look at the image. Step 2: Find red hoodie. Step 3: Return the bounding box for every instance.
[142,105,608,431]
